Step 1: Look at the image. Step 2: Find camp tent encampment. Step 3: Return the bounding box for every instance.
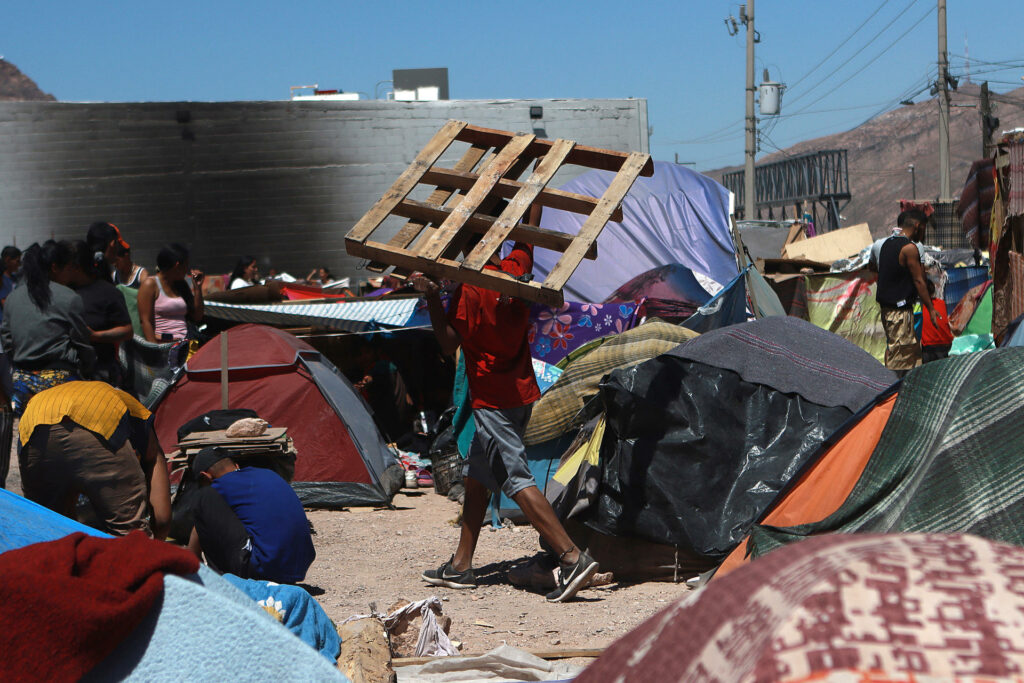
[551,316,896,575]
[154,324,401,508]
[725,348,1024,569]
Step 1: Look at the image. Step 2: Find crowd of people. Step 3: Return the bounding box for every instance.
[0,221,316,586]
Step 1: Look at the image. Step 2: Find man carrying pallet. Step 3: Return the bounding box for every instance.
[413,233,599,603]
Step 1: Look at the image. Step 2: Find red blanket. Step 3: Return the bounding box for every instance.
[0,531,199,682]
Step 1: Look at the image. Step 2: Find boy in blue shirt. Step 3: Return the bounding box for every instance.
[188,447,315,584]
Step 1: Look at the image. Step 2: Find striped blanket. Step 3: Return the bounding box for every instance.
[523,322,698,446]
[751,348,1024,557]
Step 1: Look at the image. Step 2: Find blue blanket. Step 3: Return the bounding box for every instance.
[223,574,341,664]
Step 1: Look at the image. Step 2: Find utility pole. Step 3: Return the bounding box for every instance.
[743,1,757,220]
[937,0,951,200]
[980,81,997,158]
[909,163,916,199]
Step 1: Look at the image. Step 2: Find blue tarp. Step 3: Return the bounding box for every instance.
[533,161,737,303]
[683,269,749,333]
[0,488,107,554]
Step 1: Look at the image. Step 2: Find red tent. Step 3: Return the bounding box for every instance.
[154,324,400,507]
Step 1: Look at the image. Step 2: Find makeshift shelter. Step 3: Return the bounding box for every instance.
[556,316,896,570]
[739,348,1024,563]
[577,532,1024,682]
[154,324,401,508]
[533,161,737,302]
[0,489,344,681]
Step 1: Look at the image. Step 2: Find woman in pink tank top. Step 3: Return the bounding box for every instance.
[137,243,205,342]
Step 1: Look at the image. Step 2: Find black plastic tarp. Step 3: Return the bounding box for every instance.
[585,359,854,561]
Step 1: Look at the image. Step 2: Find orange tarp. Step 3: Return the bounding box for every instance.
[715,392,898,577]
[281,284,352,301]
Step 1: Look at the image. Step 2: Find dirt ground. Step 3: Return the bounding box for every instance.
[303,487,694,656]
[6,438,692,659]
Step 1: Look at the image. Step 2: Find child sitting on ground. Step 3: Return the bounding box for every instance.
[921,279,953,363]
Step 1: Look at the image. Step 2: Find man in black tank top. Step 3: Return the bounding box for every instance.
[875,209,939,375]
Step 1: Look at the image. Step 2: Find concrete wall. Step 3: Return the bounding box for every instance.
[0,98,648,280]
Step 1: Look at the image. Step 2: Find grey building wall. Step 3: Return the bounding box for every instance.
[0,98,648,281]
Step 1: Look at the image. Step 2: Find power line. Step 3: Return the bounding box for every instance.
[785,5,936,118]
[950,53,1024,67]
[784,0,922,108]
[785,0,894,93]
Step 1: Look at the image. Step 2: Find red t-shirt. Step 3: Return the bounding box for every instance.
[922,298,953,347]
[447,243,541,410]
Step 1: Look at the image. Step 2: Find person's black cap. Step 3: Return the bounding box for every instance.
[191,447,232,476]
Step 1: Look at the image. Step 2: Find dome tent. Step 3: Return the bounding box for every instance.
[155,324,402,508]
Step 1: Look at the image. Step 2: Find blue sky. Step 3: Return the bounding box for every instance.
[4,1,1023,171]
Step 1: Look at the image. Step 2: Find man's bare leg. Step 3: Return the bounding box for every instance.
[451,476,490,572]
[512,485,580,566]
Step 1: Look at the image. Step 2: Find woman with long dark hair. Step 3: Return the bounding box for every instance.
[137,243,204,343]
[229,255,258,290]
[69,240,133,386]
[0,240,95,413]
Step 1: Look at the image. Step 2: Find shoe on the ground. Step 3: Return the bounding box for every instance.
[422,556,477,589]
[546,550,599,603]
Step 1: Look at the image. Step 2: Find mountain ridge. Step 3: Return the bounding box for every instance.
[0,59,56,102]
[708,82,1024,237]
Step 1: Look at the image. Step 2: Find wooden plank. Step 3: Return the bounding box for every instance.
[393,199,597,259]
[346,238,563,306]
[541,151,651,293]
[365,143,490,272]
[418,132,536,262]
[421,167,623,222]
[462,139,575,272]
[346,119,467,245]
[393,648,604,667]
[457,123,654,177]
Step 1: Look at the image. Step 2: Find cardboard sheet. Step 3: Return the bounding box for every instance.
[782,223,872,263]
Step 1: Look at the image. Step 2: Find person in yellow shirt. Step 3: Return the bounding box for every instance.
[19,381,171,539]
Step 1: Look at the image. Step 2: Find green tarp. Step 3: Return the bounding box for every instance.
[750,348,1024,557]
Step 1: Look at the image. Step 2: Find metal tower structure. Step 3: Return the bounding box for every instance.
[722,149,852,232]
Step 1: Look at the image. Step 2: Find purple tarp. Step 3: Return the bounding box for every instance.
[533,161,737,303]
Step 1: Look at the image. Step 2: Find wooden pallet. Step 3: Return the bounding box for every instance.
[344,120,653,306]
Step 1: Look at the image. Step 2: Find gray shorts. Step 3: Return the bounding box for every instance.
[464,404,536,499]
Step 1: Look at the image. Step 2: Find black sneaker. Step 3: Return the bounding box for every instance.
[546,550,599,603]
[422,556,477,589]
